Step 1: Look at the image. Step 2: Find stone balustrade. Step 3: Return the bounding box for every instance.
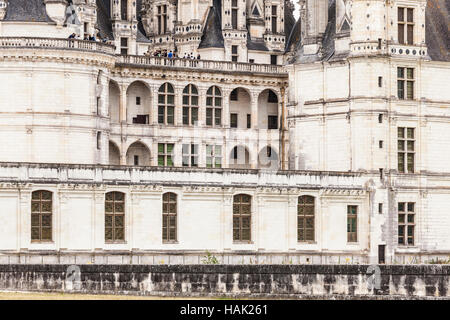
[0,36,116,55]
[0,37,288,75]
[117,55,288,75]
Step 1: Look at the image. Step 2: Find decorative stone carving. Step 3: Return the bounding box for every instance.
[44,0,68,27]
[0,1,7,20]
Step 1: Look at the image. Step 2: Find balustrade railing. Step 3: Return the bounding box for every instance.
[0,37,287,75]
[0,37,115,54]
[117,55,287,75]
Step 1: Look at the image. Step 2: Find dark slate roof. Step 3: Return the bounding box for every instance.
[285,17,301,54]
[198,0,224,49]
[247,37,269,51]
[283,0,297,50]
[321,0,336,61]
[4,0,52,23]
[426,0,450,62]
[96,0,114,40]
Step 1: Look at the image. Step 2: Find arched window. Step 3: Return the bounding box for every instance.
[233,194,251,242]
[162,193,177,242]
[31,191,53,242]
[158,83,175,125]
[206,86,222,126]
[298,196,315,242]
[105,192,125,241]
[182,84,199,125]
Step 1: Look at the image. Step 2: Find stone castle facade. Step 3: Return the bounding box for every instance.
[0,0,448,265]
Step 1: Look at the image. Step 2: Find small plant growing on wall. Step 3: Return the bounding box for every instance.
[427,257,450,265]
[202,251,220,264]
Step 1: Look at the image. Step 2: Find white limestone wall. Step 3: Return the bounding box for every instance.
[0,49,114,165]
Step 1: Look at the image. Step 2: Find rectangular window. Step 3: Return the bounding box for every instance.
[347,205,358,242]
[31,191,53,242]
[398,7,414,45]
[96,132,101,150]
[182,144,198,167]
[97,97,101,115]
[397,67,414,100]
[157,5,168,35]
[120,37,128,55]
[271,6,277,33]
[398,202,415,246]
[231,45,238,62]
[378,76,383,87]
[379,140,384,149]
[378,114,383,123]
[268,115,278,130]
[158,143,174,167]
[247,114,251,129]
[105,192,125,242]
[378,203,383,214]
[121,0,128,20]
[136,97,141,105]
[162,193,177,242]
[270,55,277,65]
[206,145,222,169]
[398,127,415,173]
[232,0,238,29]
[230,113,238,128]
[233,194,252,242]
[134,155,139,166]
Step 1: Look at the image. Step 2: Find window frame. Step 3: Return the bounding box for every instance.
[397,67,414,100]
[31,190,53,243]
[105,191,126,243]
[158,83,175,125]
[182,84,199,126]
[158,143,175,167]
[347,205,358,243]
[233,194,252,243]
[398,7,414,45]
[397,127,415,174]
[206,144,222,169]
[297,196,315,243]
[182,143,199,167]
[398,202,415,246]
[206,86,223,127]
[162,192,178,243]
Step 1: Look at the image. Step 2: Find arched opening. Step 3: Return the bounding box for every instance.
[109,80,120,123]
[229,88,251,129]
[257,89,279,130]
[126,141,151,166]
[109,141,121,165]
[229,146,250,169]
[127,81,151,124]
[258,146,279,169]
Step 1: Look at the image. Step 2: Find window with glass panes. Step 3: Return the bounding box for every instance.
[397,67,414,100]
[182,84,199,125]
[31,191,52,242]
[233,194,252,242]
[398,127,415,173]
[182,144,198,167]
[398,7,414,45]
[298,196,315,242]
[158,83,175,125]
[162,193,177,242]
[398,202,415,246]
[347,205,358,242]
[271,5,278,33]
[158,143,174,166]
[231,0,238,29]
[105,192,125,242]
[206,145,222,168]
[206,86,222,126]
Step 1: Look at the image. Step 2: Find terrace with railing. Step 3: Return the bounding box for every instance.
[0,37,288,75]
[117,55,288,75]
